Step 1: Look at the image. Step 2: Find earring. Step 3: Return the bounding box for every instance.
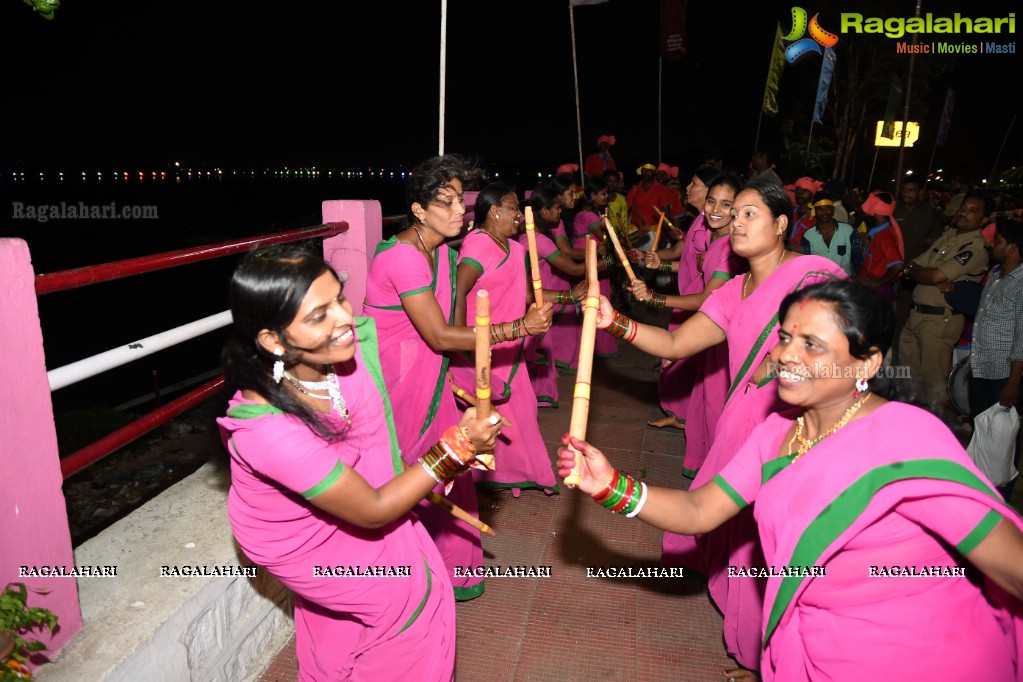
[853,377,869,398]
[273,349,284,384]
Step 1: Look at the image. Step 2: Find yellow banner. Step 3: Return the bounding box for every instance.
[874,121,920,147]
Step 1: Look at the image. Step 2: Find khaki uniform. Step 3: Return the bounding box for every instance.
[897,228,989,405]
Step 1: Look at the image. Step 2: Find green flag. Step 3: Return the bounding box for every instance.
[762,24,785,116]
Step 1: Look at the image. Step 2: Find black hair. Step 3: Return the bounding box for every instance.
[693,165,723,189]
[602,168,620,181]
[707,174,742,197]
[778,279,909,401]
[902,176,924,188]
[551,174,577,198]
[740,179,794,223]
[404,154,484,225]
[963,189,994,218]
[996,219,1023,252]
[582,175,608,202]
[474,182,518,229]
[529,183,562,238]
[222,244,345,441]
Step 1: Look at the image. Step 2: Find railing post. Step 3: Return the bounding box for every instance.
[321,200,383,317]
[0,239,82,657]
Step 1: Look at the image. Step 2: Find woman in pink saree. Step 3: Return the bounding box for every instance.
[364,155,547,600]
[596,181,847,673]
[218,245,500,680]
[452,183,560,496]
[641,166,722,431]
[559,278,1023,681]
[634,174,747,473]
[517,185,592,407]
[572,175,619,359]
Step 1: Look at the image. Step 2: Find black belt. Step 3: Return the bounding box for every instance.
[913,304,947,315]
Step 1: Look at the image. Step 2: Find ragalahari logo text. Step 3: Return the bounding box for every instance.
[783,7,839,63]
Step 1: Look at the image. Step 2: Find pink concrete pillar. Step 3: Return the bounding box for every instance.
[321,200,383,317]
[0,239,82,658]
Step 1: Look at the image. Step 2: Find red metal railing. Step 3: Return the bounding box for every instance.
[36,222,349,295]
[41,221,353,478]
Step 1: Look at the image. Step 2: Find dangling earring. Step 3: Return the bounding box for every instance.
[273,349,284,384]
[853,377,869,398]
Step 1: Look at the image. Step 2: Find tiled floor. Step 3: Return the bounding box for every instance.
[257,308,739,681]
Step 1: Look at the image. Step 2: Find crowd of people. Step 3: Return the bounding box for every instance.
[216,141,1023,680]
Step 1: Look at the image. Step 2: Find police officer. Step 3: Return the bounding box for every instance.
[899,190,992,406]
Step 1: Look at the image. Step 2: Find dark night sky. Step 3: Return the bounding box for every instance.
[1,0,1019,182]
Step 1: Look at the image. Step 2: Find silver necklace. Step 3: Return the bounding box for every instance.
[284,371,351,425]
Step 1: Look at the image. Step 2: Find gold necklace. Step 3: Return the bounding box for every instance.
[481,228,509,254]
[788,392,871,461]
[411,225,434,263]
[743,249,786,298]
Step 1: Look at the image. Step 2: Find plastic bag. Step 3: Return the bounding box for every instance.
[967,404,1020,488]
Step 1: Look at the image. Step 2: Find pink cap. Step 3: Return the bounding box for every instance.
[597,135,616,147]
[982,223,996,244]
[793,177,823,192]
[656,163,671,173]
[556,163,579,175]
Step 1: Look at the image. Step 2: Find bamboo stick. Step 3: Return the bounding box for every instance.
[653,205,677,231]
[602,215,638,282]
[427,491,495,536]
[565,238,601,487]
[448,375,512,427]
[474,290,491,420]
[651,211,666,253]
[523,206,545,308]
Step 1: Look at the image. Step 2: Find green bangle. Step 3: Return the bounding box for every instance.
[659,260,672,272]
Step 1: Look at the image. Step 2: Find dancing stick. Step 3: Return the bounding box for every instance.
[602,215,638,282]
[653,205,677,231]
[523,207,545,309]
[427,491,495,536]
[448,375,512,427]
[403,459,497,536]
[473,290,496,470]
[474,290,492,420]
[565,238,601,487]
[651,211,666,253]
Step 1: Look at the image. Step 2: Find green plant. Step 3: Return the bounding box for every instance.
[0,583,58,669]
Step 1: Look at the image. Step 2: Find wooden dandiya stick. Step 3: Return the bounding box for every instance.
[427,491,495,536]
[653,205,677,232]
[651,211,666,253]
[448,375,512,427]
[474,290,492,420]
[472,290,497,470]
[607,208,634,250]
[602,215,638,282]
[402,459,497,536]
[523,206,545,309]
[565,238,601,487]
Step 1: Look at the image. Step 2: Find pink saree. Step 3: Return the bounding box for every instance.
[574,209,618,358]
[679,232,746,476]
[716,402,1023,680]
[452,230,559,493]
[516,231,560,407]
[218,317,455,681]
[661,255,847,669]
[547,219,582,373]
[656,215,710,423]
[364,238,484,600]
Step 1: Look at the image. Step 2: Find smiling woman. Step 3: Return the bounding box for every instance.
[216,244,500,680]
[560,279,1023,681]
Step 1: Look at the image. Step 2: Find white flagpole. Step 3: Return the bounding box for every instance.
[570,2,585,176]
[438,0,448,155]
